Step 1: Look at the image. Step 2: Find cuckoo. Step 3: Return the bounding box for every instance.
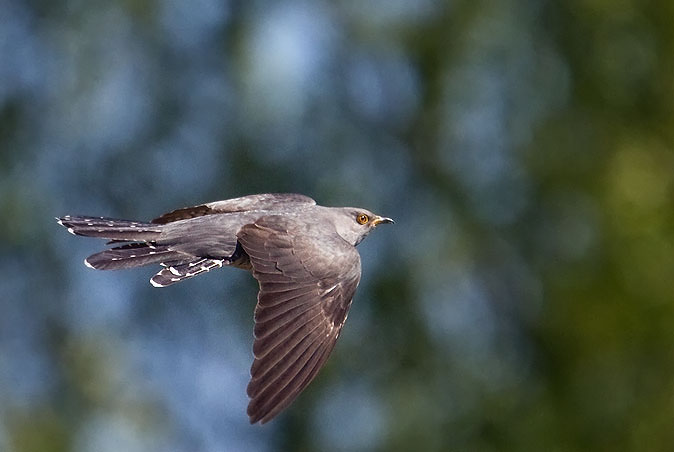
[57,193,393,423]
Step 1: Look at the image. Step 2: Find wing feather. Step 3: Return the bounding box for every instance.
[248,335,330,424]
[258,286,316,307]
[237,216,361,424]
[254,291,318,324]
[253,339,337,424]
[249,321,325,379]
[252,306,323,356]
[251,310,326,370]
[152,193,315,224]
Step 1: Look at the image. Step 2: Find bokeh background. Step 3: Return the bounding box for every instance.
[2,0,674,451]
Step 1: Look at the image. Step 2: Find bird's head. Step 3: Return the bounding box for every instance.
[332,207,394,246]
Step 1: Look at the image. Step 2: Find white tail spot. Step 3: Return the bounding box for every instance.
[169,267,181,276]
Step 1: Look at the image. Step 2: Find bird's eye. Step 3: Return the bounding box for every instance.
[356,213,369,225]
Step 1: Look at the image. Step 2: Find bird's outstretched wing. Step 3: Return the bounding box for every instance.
[237,215,361,424]
[151,193,316,224]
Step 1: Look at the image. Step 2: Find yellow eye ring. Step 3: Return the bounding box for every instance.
[357,214,369,225]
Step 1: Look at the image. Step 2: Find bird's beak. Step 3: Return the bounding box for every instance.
[372,216,395,226]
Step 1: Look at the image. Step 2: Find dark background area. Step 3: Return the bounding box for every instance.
[1,0,674,451]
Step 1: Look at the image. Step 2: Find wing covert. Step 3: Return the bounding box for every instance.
[152,193,316,224]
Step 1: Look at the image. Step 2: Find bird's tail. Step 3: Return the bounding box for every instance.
[150,258,225,287]
[57,215,186,271]
[84,242,186,270]
[57,216,162,241]
[56,215,228,283]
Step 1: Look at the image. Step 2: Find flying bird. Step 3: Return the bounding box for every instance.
[56,193,393,423]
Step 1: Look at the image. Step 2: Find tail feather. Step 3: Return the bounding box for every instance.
[150,258,225,287]
[85,243,186,270]
[57,215,233,287]
[57,216,161,241]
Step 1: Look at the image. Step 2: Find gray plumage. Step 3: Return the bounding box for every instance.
[56,193,393,424]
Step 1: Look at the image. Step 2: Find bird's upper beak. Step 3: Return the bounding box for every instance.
[372,216,395,226]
